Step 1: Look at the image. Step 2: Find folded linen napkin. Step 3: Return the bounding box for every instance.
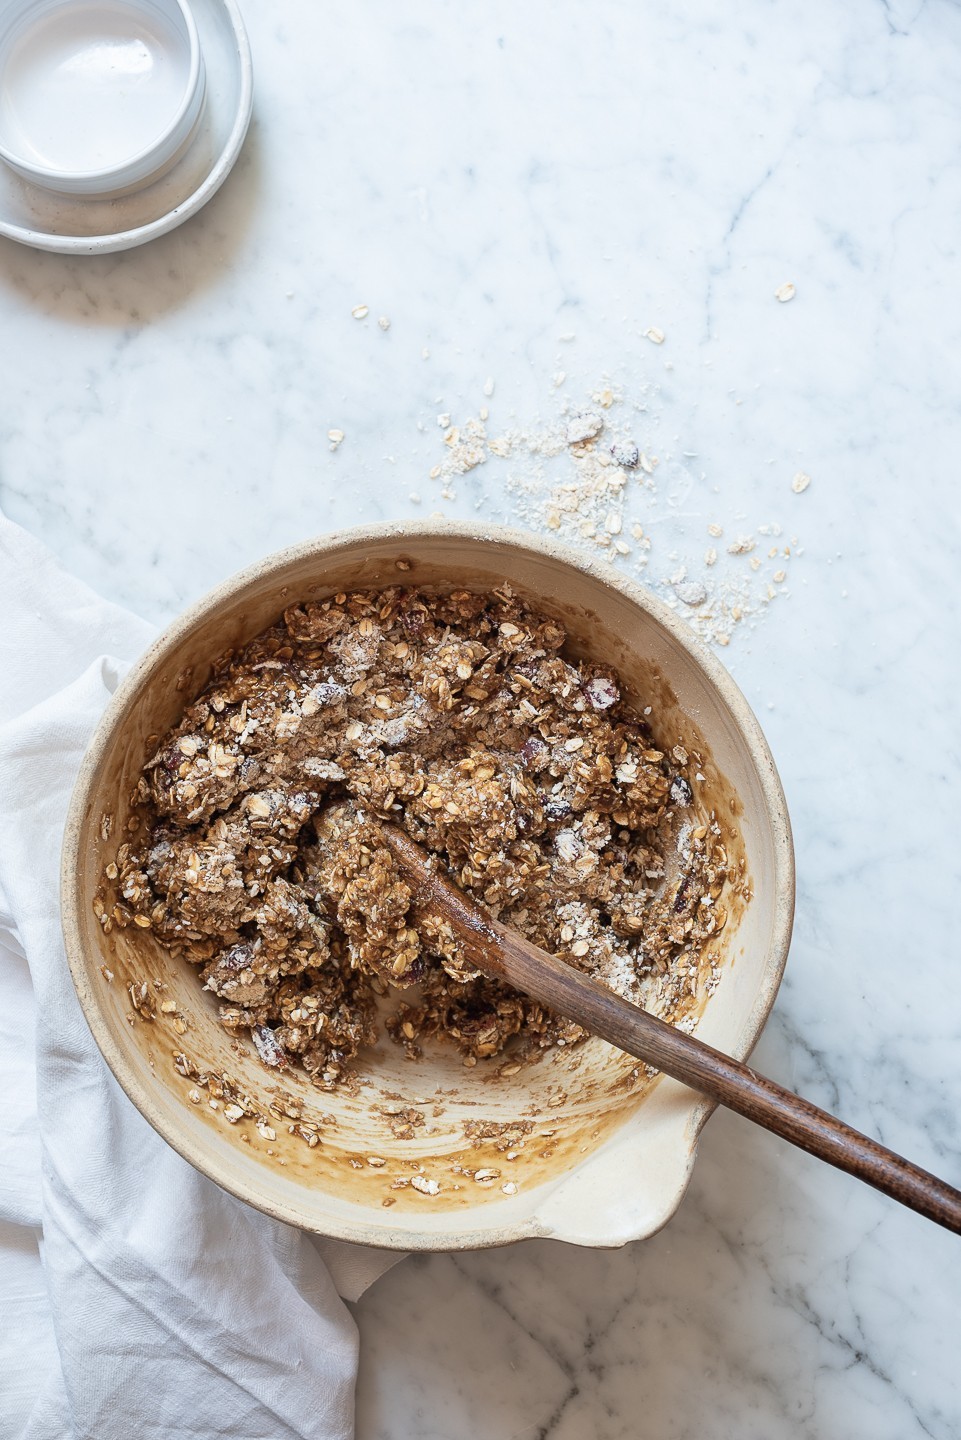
[0,515,400,1440]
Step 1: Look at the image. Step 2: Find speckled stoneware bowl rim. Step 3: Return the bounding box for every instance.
[61,520,795,1251]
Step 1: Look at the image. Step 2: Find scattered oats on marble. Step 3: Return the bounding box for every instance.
[566,411,604,445]
[774,283,796,303]
[421,379,800,651]
[351,305,369,319]
[610,440,639,468]
[675,581,707,607]
[644,327,666,344]
[328,429,345,451]
[792,471,812,493]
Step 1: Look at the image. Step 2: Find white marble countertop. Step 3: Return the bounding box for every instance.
[3,0,961,1435]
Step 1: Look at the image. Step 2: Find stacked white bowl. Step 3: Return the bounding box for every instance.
[0,0,206,198]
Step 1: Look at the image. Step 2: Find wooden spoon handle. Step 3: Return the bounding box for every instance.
[384,826,961,1236]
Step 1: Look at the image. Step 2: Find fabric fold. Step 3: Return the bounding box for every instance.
[0,514,400,1440]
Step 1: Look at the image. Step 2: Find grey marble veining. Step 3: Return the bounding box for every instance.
[2,0,960,1435]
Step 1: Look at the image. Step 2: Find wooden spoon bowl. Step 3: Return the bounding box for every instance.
[61,521,794,1250]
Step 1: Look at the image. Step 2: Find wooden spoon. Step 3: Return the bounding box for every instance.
[382,825,961,1236]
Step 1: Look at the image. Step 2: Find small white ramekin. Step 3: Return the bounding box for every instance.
[0,0,206,198]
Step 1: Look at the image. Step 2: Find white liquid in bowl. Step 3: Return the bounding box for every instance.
[0,1,191,173]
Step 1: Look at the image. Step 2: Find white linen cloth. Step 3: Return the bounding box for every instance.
[0,515,400,1440]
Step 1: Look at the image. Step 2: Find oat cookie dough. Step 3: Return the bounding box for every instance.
[106,586,728,1087]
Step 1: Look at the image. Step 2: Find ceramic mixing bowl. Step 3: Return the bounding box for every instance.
[61,522,794,1250]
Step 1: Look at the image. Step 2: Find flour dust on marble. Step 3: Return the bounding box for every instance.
[422,373,807,652]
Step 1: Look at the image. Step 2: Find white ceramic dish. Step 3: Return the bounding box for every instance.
[0,0,206,198]
[62,522,795,1252]
[0,0,250,253]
